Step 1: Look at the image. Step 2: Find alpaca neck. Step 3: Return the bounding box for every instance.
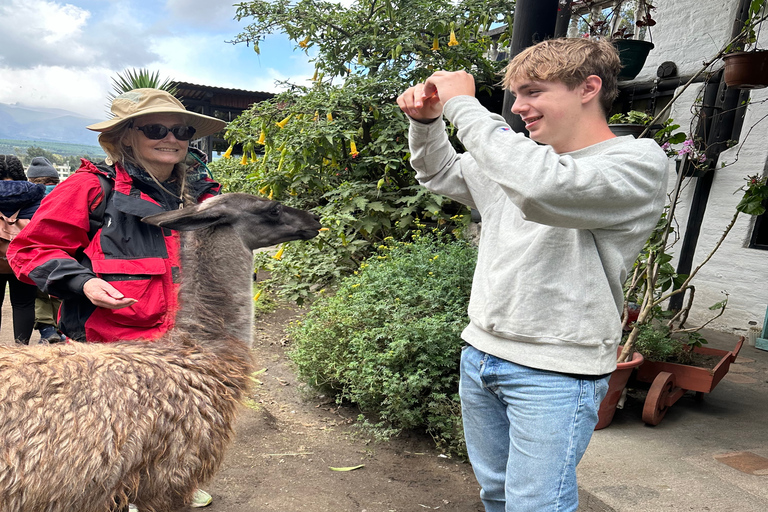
[174,227,254,349]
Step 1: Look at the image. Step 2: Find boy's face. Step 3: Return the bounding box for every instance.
[508,79,586,153]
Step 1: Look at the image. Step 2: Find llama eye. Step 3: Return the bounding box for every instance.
[268,205,282,217]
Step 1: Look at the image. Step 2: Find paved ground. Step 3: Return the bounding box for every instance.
[577,329,768,512]
[3,296,767,511]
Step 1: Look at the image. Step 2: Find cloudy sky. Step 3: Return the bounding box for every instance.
[0,0,323,119]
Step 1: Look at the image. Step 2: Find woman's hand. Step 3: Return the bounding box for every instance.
[83,278,138,309]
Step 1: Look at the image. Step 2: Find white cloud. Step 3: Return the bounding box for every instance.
[0,65,112,118]
[0,0,316,120]
[165,0,241,30]
[0,0,159,70]
[0,0,92,68]
[145,31,314,93]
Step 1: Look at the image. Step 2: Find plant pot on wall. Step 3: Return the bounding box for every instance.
[723,50,768,89]
[608,124,648,138]
[614,39,655,81]
[595,347,644,430]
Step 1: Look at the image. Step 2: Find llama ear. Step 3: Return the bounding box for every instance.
[142,204,223,231]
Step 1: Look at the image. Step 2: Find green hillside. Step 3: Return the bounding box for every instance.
[0,139,106,159]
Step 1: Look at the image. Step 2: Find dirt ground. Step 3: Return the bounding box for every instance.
[2,298,614,511]
[199,305,484,512]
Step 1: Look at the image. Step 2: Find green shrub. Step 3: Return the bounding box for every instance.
[288,229,477,457]
[632,323,707,365]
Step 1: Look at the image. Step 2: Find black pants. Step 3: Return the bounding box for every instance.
[0,273,38,344]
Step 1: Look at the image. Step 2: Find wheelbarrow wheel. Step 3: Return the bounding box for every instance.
[643,371,675,426]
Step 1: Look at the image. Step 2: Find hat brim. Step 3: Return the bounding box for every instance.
[87,108,227,139]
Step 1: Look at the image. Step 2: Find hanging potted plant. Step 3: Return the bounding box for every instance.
[607,110,687,145]
[723,0,768,89]
[608,110,653,138]
[577,0,657,81]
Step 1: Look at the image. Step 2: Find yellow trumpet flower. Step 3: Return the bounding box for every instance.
[240,153,248,165]
[222,145,233,159]
[256,130,266,144]
[432,35,439,51]
[298,35,310,49]
[258,185,269,195]
[250,151,257,163]
[326,112,333,122]
[448,29,459,46]
[349,139,359,157]
[253,290,262,301]
[272,245,285,260]
[276,114,292,129]
[313,111,319,121]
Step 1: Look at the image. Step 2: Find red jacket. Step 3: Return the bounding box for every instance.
[9,160,220,342]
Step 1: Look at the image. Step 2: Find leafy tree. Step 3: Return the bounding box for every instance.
[220,0,515,301]
[22,146,61,166]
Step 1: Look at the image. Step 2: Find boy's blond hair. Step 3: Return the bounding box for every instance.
[503,38,621,115]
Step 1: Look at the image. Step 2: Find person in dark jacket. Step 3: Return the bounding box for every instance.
[25,156,65,343]
[1,154,45,344]
[8,89,226,509]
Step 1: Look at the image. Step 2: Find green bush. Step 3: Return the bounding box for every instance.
[288,229,477,457]
[632,323,707,365]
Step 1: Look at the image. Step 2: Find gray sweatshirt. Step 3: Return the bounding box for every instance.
[409,96,669,375]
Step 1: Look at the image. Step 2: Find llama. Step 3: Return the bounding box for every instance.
[0,193,322,512]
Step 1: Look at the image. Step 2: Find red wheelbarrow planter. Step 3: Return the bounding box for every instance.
[634,336,744,426]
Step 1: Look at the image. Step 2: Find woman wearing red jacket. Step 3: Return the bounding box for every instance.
[10,88,226,347]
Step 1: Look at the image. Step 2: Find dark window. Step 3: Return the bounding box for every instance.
[750,198,768,250]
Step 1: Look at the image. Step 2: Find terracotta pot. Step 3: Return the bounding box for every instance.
[614,39,655,81]
[595,347,644,430]
[723,50,768,89]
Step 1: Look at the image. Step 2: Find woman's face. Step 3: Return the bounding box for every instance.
[126,113,190,180]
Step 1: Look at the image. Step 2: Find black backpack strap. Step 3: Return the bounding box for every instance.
[88,174,114,240]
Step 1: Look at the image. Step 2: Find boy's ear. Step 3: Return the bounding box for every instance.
[581,75,603,105]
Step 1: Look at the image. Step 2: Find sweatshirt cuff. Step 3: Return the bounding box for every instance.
[409,115,447,136]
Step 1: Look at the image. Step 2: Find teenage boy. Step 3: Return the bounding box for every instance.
[397,38,668,512]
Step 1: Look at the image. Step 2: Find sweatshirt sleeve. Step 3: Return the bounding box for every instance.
[442,96,670,229]
[8,172,102,299]
[407,116,479,209]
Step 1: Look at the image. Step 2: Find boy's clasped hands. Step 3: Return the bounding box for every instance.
[397,70,476,122]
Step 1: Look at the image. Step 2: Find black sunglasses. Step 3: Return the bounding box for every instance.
[134,123,197,141]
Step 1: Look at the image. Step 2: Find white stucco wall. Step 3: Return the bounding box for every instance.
[634,0,768,335]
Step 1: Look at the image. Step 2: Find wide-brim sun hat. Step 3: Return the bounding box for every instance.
[86,88,227,139]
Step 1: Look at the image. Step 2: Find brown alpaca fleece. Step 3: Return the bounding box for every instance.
[0,193,321,512]
[0,333,253,512]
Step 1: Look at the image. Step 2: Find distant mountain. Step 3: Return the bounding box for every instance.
[0,103,102,147]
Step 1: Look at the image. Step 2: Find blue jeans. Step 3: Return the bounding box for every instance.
[459,345,609,512]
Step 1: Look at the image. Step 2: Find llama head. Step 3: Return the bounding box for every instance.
[141,193,322,251]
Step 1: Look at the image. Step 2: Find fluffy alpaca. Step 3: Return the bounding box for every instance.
[0,193,321,512]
